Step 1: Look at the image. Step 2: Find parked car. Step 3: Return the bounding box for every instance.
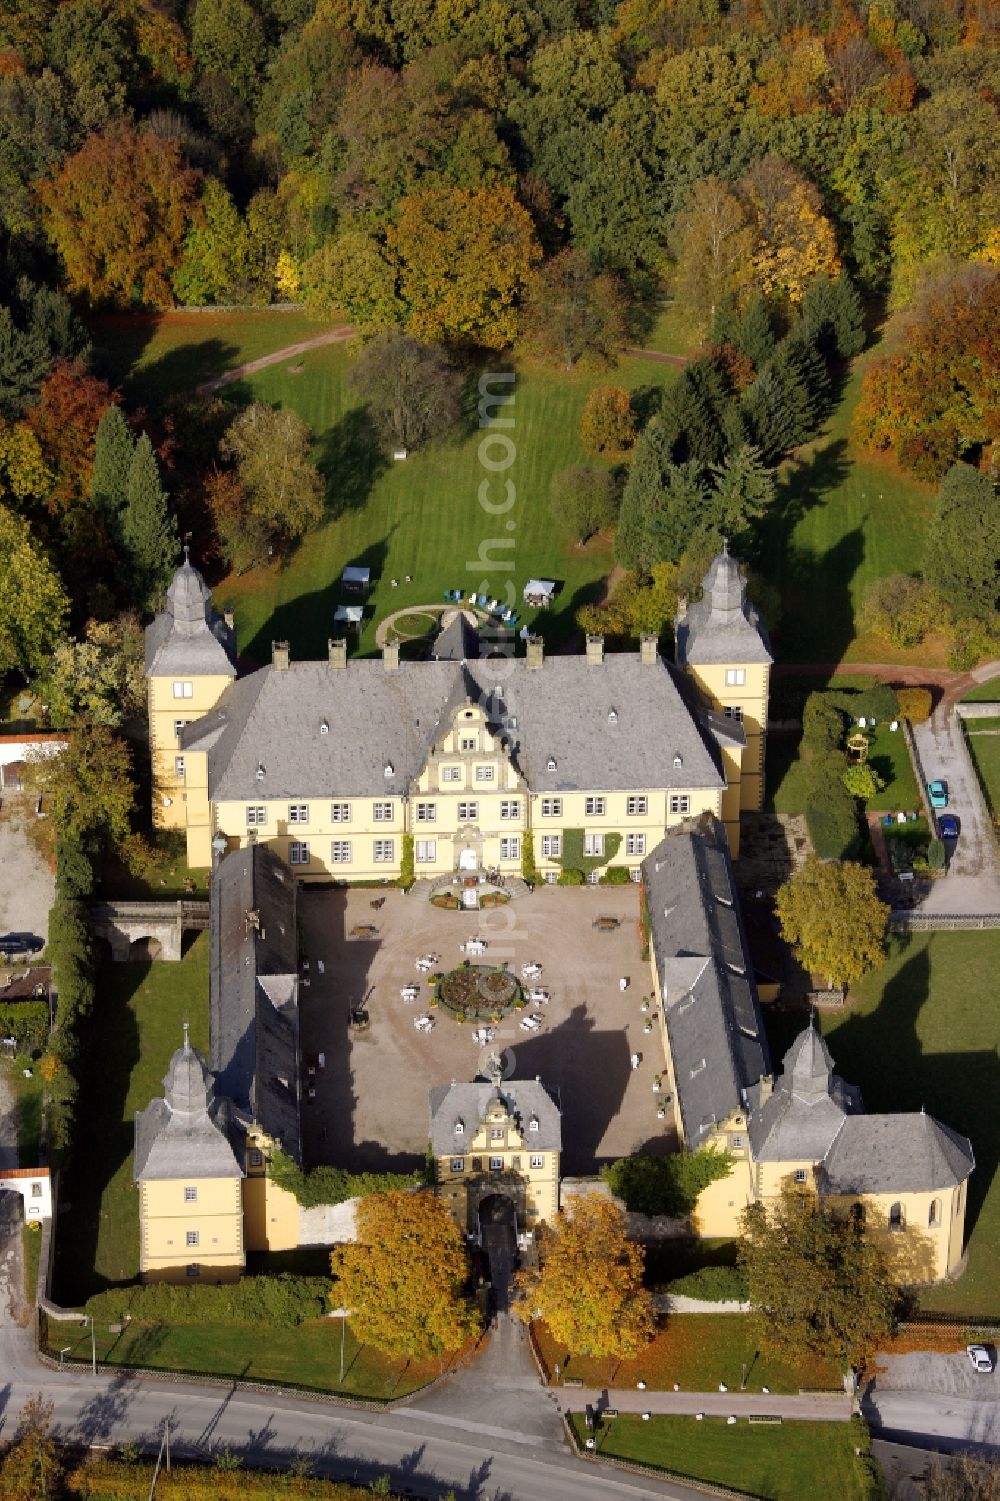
[928,780,949,808]
[938,814,960,840]
[0,932,44,957]
[967,1343,994,1374]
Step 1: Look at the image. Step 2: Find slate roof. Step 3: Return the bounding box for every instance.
[822,1113,974,1195]
[428,1079,562,1156]
[432,611,480,662]
[134,1041,243,1182]
[642,817,770,1148]
[182,648,725,802]
[145,559,237,679]
[749,1023,863,1164]
[210,845,302,1163]
[675,547,772,668]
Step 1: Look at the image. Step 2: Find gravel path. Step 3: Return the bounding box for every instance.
[196,323,356,394]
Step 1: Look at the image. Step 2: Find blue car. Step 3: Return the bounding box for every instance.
[928,780,948,808]
[938,814,960,840]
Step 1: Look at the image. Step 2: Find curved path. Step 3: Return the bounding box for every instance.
[197,324,356,394]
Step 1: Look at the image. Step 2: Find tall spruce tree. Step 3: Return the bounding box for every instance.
[122,433,178,610]
[924,463,1000,619]
[90,405,134,544]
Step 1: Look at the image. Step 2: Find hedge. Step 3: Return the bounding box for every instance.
[804,754,861,860]
[67,1459,386,1499]
[0,999,49,1051]
[668,1265,749,1302]
[268,1148,423,1209]
[559,827,621,875]
[802,694,845,752]
[603,1149,732,1217]
[83,1274,330,1328]
[897,686,932,723]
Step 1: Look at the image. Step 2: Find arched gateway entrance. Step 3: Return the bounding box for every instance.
[478,1193,518,1311]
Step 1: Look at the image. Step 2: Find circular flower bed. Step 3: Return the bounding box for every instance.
[437,964,522,1021]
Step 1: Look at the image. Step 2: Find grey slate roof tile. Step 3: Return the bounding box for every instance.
[429,1080,561,1157]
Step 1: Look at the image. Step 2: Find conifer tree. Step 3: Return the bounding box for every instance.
[90,404,134,543]
[122,433,178,610]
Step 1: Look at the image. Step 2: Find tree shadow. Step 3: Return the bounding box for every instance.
[759,519,866,666]
[314,406,388,519]
[241,533,391,664]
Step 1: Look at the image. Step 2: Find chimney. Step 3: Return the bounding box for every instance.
[272,640,290,671]
[383,640,400,673]
[640,634,658,666]
[223,609,235,631]
[328,637,347,670]
[585,633,604,665]
[676,594,688,623]
[526,636,544,670]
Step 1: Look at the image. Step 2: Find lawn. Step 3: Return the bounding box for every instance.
[755,364,932,666]
[534,1314,841,1393]
[569,1414,878,1501]
[964,720,1000,828]
[51,938,210,1304]
[823,931,1000,1316]
[962,678,1000,703]
[42,1312,445,1401]
[15,1065,45,1165]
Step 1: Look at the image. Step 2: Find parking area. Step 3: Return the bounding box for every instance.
[0,811,53,949]
[298,885,674,1176]
[911,709,1000,914]
[873,1348,1000,1401]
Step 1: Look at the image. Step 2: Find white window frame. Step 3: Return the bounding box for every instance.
[289,841,310,865]
[585,796,606,816]
[373,801,393,822]
[415,839,436,863]
[583,833,604,858]
[490,1127,503,1140]
[450,1158,464,1172]
[246,805,266,826]
[288,804,309,824]
[174,755,186,778]
[174,719,187,738]
[499,836,520,861]
[530,1154,544,1169]
[540,798,562,817]
[441,766,461,783]
[626,833,646,857]
[172,680,193,699]
[544,870,557,883]
[726,668,746,687]
[627,795,648,816]
[489,1156,504,1171]
[330,840,351,863]
[500,800,519,820]
[630,867,642,882]
[186,1230,199,1247]
[669,795,690,815]
[540,834,561,859]
[457,801,479,823]
[794,1169,808,1184]
[475,765,495,783]
[184,1186,197,1202]
[415,803,437,823]
[460,736,477,752]
[330,802,352,822]
[373,838,395,863]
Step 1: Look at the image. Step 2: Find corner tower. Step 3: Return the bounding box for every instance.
[675,544,771,813]
[144,553,237,839]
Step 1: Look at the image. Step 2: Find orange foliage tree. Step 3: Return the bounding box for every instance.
[23,360,115,515]
[37,123,200,308]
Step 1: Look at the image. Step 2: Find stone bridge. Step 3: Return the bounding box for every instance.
[89,900,209,961]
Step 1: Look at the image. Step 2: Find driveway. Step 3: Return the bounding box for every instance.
[864,1351,1000,1453]
[0,811,54,946]
[909,707,1000,915]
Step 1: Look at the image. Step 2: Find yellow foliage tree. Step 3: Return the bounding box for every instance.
[738,156,840,303]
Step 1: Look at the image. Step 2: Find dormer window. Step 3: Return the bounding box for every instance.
[529,1116,539,1132]
[608,709,617,723]
[673,754,683,768]
[454,1119,464,1135]
[256,763,266,781]
[384,762,394,777]
[320,720,329,734]
[546,757,557,771]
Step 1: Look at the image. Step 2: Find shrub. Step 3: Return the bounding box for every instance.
[601,865,630,884]
[852,681,898,723]
[860,574,941,648]
[603,1149,732,1217]
[927,837,946,870]
[896,686,933,723]
[842,762,885,800]
[521,831,537,886]
[0,1000,49,1052]
[83,1275,329,1329]
[397,832,414,889]
[805,757,861,860]
[668,1265,749,1302]
[948,616,999,672]
[580,384,636,455]
[557,868,585,885]
[802,693,845,752]
[268,1148,422,1208]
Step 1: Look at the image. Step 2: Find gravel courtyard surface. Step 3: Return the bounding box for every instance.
[0,812,54,945]
[298,885,675,1174]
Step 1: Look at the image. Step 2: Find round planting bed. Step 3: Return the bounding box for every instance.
[436,964,523,1021]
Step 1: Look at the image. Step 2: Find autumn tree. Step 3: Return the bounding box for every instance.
[0,505,69,677]
[216,403,324,571]
[860,574,941,649]
[671,176,753,328]
[514,1193,655,1358]
[580,386,635,456]
[922,1451,1000,1501]
[775,857,888,990]
[739,1189,897,1369]
[0,1394,62,1500]
[924,464,1000,621]
[549,463,619,545]
[25,724,135,851]
[37,123,200,307]
[389,183,542,348]
[330,1190,479,1358]
[23,359,114,517]
[302,229,403,332]
[737,156,841,304]
[348,331,463,451]
[121,433,179,610]
[39,615,146,729]
[519,249,627,370]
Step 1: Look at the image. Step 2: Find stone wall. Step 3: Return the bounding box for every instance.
[298,1197,359,1245]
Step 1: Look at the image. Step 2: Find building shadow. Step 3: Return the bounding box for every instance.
[242,534,391,664]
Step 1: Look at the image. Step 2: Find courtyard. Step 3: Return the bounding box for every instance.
[298,885,673,1177]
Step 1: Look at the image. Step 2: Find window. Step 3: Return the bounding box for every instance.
[246,806,266,826]
[31,1182,42,1197]
[544,870,557,884]
[441,766,461,782]
[584,833,604,858]
[499,836,520,860]
[725,668,746,687]
[289,842,310,865]
[489,1156,503,1171]
[330,840,351,863]
[490,1127,503,1140]
[373,839,395,863]
[511,1155,520,1169]
[174,719,187,738]
[184,1186,198,1202]
[186,1230,199,1247]
[630,868,642,882]
[415,839,436,863]
[794,1169,808,1184]
[585,796,606,816]
[186,1263,200,1277]
[289,804,308,824]
[415,802,437,823]
[730,1135,745,1150]
[929,1199,942,1228]
[669,795,690,815]
[172,680,193,699]
[587,870,600,884]
[454,1121,464,1135]
[529,1117,539,1132]
[450,1158,464,1172]
[500,800,520,820]
[249,1150,263,1168]
[626,833,646,856]
[475,765,495,782]
[889,1202,904,1231]
[530,1155,544,1169]
[540,834,561,858]
[627,796,647,816]
[457,801,479,822]
[460,735,477,751]
[724,705,744,722]
[540,797,562,817]
[373,801,393,821]
[330,802,351,822]
[174,755,186,778]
